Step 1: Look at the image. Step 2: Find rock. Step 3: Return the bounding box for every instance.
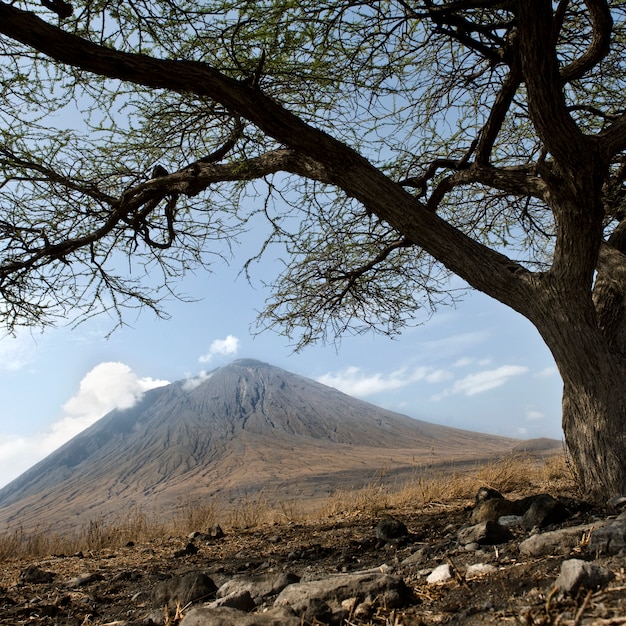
[475,486,504,503]
[217,573,299,603]
[180,606,300,626]
[173,542,199,557]
[589,513,626,555]
[521,494,569,530]
[207,590,256,612]
[607,496,626,515]
[401,546,430,566]
[65,572,103,587]
[457,521,513,546]
[375,516,408,541]
[498,515,523,528]
[555,559,614,595]
[426,564,453,584]
[151,572,217,610]
[274,572,409,624]
[519,522,604,557]
[471,498,520,523]
[19,565,56,584]
[466,563,497,579]
[208,524,225,539]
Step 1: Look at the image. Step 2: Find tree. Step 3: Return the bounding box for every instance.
[0,1,624,500]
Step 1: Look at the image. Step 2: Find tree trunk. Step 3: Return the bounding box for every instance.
[529,275,626,502]
[562,370,626,501]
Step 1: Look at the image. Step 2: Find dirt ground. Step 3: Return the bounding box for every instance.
[1,498,625,625]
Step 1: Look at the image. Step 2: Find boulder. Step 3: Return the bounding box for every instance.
[521,494,568,530]
[180,606,300,625]
[555,559,614,595]
[19,565,55,584]
[589,512,626,555]
[207,590,256,612]
[376,516,408,541]
[217,572,299,603]
[273,572,410,625]
[519,523,604,557]
[457,521,513,546]
[151,572,217,610]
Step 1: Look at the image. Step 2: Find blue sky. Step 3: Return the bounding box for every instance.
[0,245,563,489]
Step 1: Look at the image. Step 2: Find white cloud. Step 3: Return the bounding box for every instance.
[425,369,454,384]
[0,362,168,488]
[526,409,545,421]
[316,365,449,397]
[183,370,213,391]
[61,361,169,431]
[452,356,492,369]
[434,365,528,400]
[198,335,239,363]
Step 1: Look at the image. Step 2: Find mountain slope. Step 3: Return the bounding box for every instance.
[0,359,521,532]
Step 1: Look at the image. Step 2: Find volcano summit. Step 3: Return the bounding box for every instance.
[0,359,521,532]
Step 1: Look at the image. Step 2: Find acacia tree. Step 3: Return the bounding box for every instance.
[0,1,625,499]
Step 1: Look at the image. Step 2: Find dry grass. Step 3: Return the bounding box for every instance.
[0,453,572,560]
[320,453,574,517]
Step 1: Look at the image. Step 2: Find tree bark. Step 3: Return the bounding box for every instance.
[526,271,626,501]
[561,373,626,501]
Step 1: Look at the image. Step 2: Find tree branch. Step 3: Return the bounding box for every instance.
[559,0,613,83]
[0,150,331,279]
[0,2,535,314]
[426,163,547,213]
[516,0,596,170]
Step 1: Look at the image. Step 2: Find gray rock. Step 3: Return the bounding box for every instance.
[207,590,256,612]
[457,521,513,546]
[376,516,408,541]
[589,514,626,555]
[65,572,103,588]
[151,572,217,610]
[19,565,55,584]
[519,523,604,557]
[273,572,409,624]
[521,494,568,530]
[180,606,300,626]
[401,546,430,566]
[498,515,523,528]
[607,496,626,515]
[217,573,299,603]
[555,559,614,595]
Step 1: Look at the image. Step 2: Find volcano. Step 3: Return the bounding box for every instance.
[0,359,525,532]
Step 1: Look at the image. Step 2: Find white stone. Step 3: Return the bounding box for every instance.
[466,563,497,579]
[426,564,453,584]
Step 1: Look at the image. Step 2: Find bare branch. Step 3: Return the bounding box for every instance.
[0,149,330,281]
[560,0,613,83]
